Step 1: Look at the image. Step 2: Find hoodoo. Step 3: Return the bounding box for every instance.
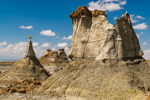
[68,6,143,62]
[3,36,49,81]
[26,36,35,57]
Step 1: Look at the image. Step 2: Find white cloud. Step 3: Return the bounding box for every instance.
[65,47,69,56]
[88,0,127,11]
[136,34,140,38]
[0,42,27,59]
[0,42,46,59]
[114,16,117,20]
[133,23,148,30]
[143,42,147,45]
[55,36,59,38]
[136,32,144,38]
[40,30,56,36]
[41,42,51,47]
[33,47,45,58]
[19,25,33,29]
[52,46,56,51]
[135,15,145,19]
[0,41,7,46]
[63,35,72,40]
[130,15,139,23]
[33,42,39,47]
[104,0,118,2]
[119,0,126,5]
[57,42,68,47]
[139,32,144,35]
[143,50,150,59]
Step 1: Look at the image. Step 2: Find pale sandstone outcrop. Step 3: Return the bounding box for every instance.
[3,36,49,81]
[68,6,143,61]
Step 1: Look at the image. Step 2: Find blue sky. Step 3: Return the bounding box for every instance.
[0,0,149,60]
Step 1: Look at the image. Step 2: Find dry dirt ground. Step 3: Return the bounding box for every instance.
[146,60,150,66]
[0,93,87,100]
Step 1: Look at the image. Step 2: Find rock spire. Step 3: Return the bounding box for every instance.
[26,36,35,57]
[3,36,50,81]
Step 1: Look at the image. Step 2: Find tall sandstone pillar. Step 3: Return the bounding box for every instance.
[68,6,143,61]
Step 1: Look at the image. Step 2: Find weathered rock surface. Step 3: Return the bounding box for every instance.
[114,11,143,59]
[36,59,150,100]
[69,5,107,18]
[1,78,42,94]
[2,37,49,81]
[68,6,143,61]
[39,48,69,74]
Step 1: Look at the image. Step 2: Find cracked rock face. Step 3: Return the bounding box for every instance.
[68,6,143,61]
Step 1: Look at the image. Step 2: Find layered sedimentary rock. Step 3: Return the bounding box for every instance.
[39,48,69,74]
[115,11,143,59]
[36,59,150,100]
[68,6,143,61]
[3,36,49,81]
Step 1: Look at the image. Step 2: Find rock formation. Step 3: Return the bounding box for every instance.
[68,6,143,61]
[39,48,69,74]
[3,36,50,81]
[26,36,36,57]
[34,6,150,100]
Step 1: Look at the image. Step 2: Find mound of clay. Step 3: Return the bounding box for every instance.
[1,78,42,94]
[36,59,150,100]
[3,36,50,81]
[39,48,69,74]
[69,6,106,18]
